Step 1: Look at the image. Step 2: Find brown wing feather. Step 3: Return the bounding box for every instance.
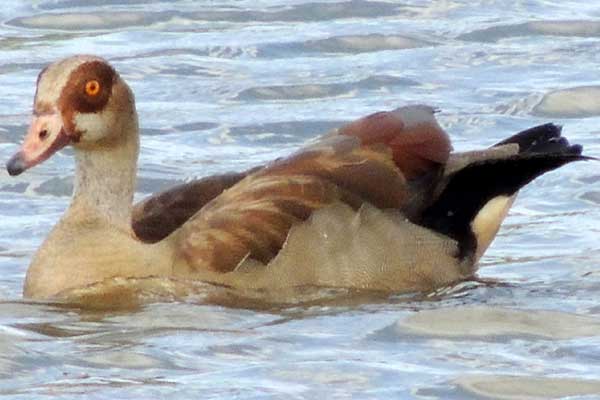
[132,171,250,243]
[178,174,345,272]
[258,137,408,209]
[339,105,452,178]
[177,107,452,273]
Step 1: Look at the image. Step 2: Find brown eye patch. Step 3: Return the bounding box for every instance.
[60,61,114,113]
[58,60,116,134]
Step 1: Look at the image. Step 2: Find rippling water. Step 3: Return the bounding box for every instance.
[1,1,600,398]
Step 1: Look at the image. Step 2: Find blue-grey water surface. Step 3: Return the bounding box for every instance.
[1,1,600,399]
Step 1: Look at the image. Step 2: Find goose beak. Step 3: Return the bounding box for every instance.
[6,112,70,176]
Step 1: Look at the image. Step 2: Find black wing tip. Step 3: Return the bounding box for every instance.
[494,123,591,158]
[571,153,597,162]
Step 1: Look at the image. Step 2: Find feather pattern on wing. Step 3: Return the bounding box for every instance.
[176,105,452,273]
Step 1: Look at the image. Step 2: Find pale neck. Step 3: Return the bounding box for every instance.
[70,119,139,229]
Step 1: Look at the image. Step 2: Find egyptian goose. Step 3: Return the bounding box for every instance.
[6,55,588,301]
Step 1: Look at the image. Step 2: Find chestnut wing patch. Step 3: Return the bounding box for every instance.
[338,105,452,179]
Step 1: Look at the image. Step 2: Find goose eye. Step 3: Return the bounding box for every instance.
[85,80,101,96]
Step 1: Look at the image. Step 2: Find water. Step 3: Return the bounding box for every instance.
[1,0,600,398]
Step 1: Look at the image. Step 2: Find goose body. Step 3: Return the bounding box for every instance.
[6,56,587,301]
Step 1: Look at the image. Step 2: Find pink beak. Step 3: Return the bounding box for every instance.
[6,112,71,176]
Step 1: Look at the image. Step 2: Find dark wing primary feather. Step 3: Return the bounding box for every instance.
[493,122,583,155]
[421,123,588,260]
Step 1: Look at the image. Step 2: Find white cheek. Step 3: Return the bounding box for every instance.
[74,110,115,142]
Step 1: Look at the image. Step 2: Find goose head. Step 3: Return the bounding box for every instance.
[6,55,137,176]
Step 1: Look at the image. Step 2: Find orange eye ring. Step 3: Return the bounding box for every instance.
[85,80,101,96]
